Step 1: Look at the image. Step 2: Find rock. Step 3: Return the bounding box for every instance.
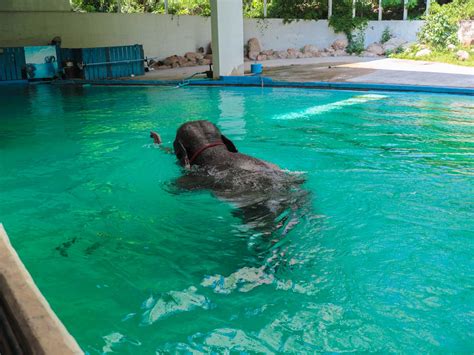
[157,64,171,70]
[276,50,288,59]
[382,37,406,53]
[261,49,274,56]
[206,42,212,54]
[366,42,384,55]
[447,44,456,51]
[334,49,347,56]
[287,48,299,58]
[332,38,348,50]
[296,51,304,58]
[456,50,470,61]
[256,54,267,61]
[204,54,213,60]
[198,58,212,65]
[415,48,432,57]
[177,56,188,66]
[361,51,378,57]
[302,44,318,54]
[163,55,179,67]
[185,52,204,61]
[301,52,313,58]
[247,38,262,60]
[319,52,329,57]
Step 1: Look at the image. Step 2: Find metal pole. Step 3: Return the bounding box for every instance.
[117,0,121,13]
[378,0,382,20]
[164,0,169,14]
[328,0,332,18]
[403,0,408,20]
[263,0,267,17]
[426,0,430,15]
[352,0,356,18]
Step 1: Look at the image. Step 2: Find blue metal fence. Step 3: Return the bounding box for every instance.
[81,44,145,80]
[0,47,25,81]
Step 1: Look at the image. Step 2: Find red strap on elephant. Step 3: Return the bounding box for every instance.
[189,142,225,164]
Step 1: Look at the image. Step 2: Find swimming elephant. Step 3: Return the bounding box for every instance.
[153,120,308,244]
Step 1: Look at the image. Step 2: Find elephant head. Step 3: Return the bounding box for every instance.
[173,120,238,168]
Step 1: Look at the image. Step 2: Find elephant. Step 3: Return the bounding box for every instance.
[152,120,308,248]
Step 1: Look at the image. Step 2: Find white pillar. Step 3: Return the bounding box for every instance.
[403,0,408,20]
[164,0,168,14]
[426,0,430,15]
[378,0,382,20]
[210,0,245,78]
[352,0,356,18]
[328,0,332,18]
[263,0,267,17]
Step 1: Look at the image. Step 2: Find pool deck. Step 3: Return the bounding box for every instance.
[0,224,83,354]
[136,56,474,89]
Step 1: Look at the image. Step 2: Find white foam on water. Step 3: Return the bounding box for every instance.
[141,286,210,325]
[273,94,387,120]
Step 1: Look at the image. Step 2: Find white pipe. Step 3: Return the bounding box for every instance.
[263,0,267,17]
[164,0,169,14]
[403,0,408,20]
[378,0,382,20]
[328,0,332,18]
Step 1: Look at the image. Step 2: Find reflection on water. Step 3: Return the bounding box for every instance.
[0,85,473,353]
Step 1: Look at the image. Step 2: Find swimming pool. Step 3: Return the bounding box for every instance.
[0,84,472,353]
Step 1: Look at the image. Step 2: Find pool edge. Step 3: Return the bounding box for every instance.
[49,76,474,96]
[0,224,83,355]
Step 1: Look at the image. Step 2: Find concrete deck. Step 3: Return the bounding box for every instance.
[138,57,474,88]
[0,224,83,355]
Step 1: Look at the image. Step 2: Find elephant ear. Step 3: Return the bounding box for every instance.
[173,140,190,169]
[221,134,238,153]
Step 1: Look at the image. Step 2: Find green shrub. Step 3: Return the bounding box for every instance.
[381,27,392,44]
[418,0,474,49]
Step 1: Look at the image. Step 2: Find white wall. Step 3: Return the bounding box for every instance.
[0,0,71,12]
[0,12,423,60]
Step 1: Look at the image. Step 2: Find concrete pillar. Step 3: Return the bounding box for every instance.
[210,0,245,78]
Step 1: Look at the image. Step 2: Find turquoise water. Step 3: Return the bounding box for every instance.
[0,85,473,353]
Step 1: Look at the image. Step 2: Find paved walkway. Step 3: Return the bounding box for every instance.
[137,56,474,88]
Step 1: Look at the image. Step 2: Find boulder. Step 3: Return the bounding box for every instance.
[447,44,456,51]
[334,49,347,56]
[415,48,432,57]
[456,50,470,61]
[261,49,275,56]
[247,38,262,60]
[362,51,378,57]
[185,52,204,61]
[204,54,213,60]
[332,38,348,50]
[256,54,267,61]
[287,48,299,58]
[198,58,212,65]
[163,55,179,67]
[366,43,384,56]
[302,44,319,54]
[382,37,406,53]
[177,56,188,66]
[157,64,171,70]
[276,50,288,59]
